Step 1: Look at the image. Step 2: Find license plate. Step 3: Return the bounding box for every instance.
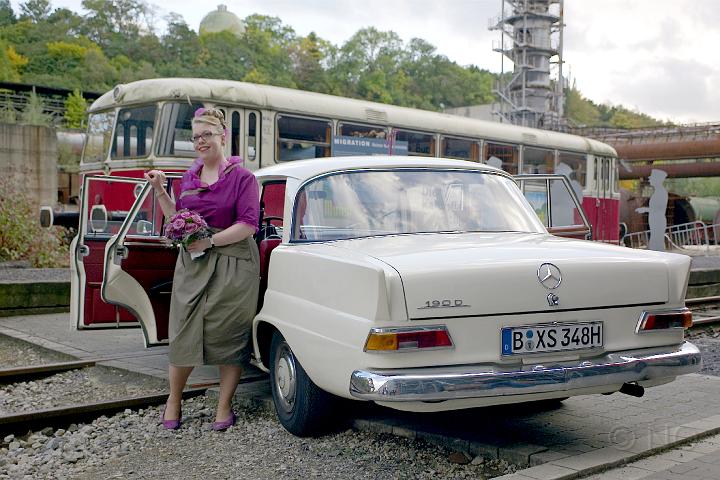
[501,322,603,355]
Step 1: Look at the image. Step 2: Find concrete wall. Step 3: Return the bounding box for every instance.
[0,123,58,208]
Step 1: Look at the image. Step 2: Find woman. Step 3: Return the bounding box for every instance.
[144,108,259,431]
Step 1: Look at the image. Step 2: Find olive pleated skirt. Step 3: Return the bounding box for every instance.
[168,238,260,366]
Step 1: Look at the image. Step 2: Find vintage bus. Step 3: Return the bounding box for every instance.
[70,77,618,333]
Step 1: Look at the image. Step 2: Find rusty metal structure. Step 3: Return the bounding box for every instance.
[568,122,720,179]
[490,0,565,129]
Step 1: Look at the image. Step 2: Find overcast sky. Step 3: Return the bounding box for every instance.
[12,0,720,123]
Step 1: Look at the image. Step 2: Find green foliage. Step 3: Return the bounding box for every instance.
[19,0,50,23]
[665,178,720,197]
[0,98,16,122]
[64,89,87,128]
[566,86,665,128]
[0,0,15,27]
[0,4,663,126]
[20,91,51,125]
[0,178,69,267]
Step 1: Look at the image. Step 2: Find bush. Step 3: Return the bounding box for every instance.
[0,179,69,267]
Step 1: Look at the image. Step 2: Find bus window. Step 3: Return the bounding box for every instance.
[557,151,587,193]
[277,115,331,162]
[395,130,435,156]
[442,137,478,161]
[484,142,519,174]
[523,147,554,174]
[247,111,259,163]
[338,123,387,138]
[157,102,203,157]
[112,105,156,159]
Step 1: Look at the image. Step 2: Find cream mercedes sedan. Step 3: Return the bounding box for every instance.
[250,156,701,436]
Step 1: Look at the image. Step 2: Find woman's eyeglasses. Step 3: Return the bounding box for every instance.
[191,131,222,143]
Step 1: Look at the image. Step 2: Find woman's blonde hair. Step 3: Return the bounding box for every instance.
[192,107,227,132]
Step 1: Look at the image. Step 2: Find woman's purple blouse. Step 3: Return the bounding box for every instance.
[176,156,259,232]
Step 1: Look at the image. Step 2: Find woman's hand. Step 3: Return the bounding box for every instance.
[187,237,212,253]
[144,170,166,191]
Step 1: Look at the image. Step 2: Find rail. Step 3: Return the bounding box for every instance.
[621,221,720,254]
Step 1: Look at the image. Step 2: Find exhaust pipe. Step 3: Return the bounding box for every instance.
[619,382,645,398]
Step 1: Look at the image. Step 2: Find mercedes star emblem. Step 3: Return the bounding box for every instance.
[537,263,562,289]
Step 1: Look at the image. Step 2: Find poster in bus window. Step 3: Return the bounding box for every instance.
[332,135,408,157]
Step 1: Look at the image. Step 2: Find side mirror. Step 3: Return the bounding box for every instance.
[90,205,108,233]
[39,206,54,229]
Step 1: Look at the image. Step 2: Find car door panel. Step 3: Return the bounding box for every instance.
[102,179,179,346]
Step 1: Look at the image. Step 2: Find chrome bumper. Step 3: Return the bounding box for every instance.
[349,341,702,402]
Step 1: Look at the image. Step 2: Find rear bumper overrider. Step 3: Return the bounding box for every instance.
[349,341,701,402]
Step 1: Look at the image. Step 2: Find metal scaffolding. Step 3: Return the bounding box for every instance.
[490,0,565,129]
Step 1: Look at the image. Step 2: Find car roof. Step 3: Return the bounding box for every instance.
[254,156,506,183]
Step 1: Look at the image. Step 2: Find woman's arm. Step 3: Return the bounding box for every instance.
[144,170,177,218]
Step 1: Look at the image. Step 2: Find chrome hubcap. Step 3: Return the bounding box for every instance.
[274,343,296,412]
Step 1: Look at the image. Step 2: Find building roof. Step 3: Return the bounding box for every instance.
[199,5,244,36]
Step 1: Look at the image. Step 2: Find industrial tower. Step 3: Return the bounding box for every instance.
[490,0,565,129]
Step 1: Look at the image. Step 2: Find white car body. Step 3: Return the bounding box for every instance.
[251,156,701,417]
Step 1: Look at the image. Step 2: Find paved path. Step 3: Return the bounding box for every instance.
[579,433,720,480]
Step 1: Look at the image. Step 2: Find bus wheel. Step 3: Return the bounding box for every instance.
[269,331,335,436]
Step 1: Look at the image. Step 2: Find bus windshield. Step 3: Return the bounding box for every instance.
[82,111,116,164]
[292,169,545,241]
[111,105,156,159]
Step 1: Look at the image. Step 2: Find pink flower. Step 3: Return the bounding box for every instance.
[172,218,185,230]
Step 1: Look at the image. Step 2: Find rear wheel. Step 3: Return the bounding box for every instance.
[269,331,336,436]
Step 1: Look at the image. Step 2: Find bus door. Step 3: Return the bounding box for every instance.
[72,176,144,330]
[515,174,592,240]
[101,176,181,346]
[594,157,615,241]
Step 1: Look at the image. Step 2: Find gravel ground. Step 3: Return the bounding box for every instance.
[0,366,167,415]
[686,324,720,377]
[0,396,516,480]
[0,335,167,414]
[0,335,74,368]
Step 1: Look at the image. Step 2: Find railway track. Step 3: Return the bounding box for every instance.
[0,387,209,437]
[687,295,720,326]
[0,353,267,437]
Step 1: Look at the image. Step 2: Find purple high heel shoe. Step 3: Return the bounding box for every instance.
[161,404,181,430]
[212,411,236,431]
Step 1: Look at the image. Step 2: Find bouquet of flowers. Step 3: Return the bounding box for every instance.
[163,209,211,260]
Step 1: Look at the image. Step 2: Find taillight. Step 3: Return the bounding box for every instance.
[637,308,693,332]
[364,326,453,352]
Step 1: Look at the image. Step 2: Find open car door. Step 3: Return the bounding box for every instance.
[515,174,592,240]
[71,176,145,330]
[101,176,180,346]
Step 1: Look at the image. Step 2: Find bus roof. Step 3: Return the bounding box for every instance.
[90,78,617,157]
[255,155,505,183]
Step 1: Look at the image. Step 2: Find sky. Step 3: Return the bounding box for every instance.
[10,0,720,123]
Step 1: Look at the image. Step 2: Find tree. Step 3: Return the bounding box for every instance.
[19,0,50,23]
[20,91,52,126]
[80,0,154,58]
[0,40,20,82]
[0,0,15,26]
[159,13,200,75]
[64,89,87,128]
[291,32,333,93]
